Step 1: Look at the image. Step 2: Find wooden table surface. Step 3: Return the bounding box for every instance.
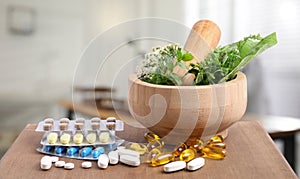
[0,121,297,179]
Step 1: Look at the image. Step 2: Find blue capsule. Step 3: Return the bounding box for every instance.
[92,147,105,158]
[67,146,80,156]
[55,146,67,154]
[80,146,93,157]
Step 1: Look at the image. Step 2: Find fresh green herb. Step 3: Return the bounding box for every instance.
[191,32,278,85]
[136,44,194,85]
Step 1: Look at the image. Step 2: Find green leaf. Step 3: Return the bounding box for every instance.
[182,53,194,61]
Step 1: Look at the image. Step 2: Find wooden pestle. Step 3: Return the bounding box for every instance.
[173,20,221,85]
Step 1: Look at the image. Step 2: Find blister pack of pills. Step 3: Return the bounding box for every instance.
[36,117,125,160]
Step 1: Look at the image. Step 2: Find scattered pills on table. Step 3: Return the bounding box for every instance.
[64,162,75,170]
[163,161,186,173]
[40,156,52,170]
[120,155,140,167]
[146,148,162,163]
[60,133,71,144]
[50,156,59,163]
[108,151,119,165]
[179,148,197,162]
[81,161,92,169]
[98,154,109,169]
[86,132,97,144]
[186,139,204,152]
[73,132,84,144]
[201,147,227,160]
[118,148,140,158]
[55,161,65,168]
[99,132,110,143]
[151,153,175,167]
[207,142,226,149]
[210,135,224,143]
[47,132,58,144]
[187,157,205,171]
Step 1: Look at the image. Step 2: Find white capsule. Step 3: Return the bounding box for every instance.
[50,156,59,163]
[64,162,75,170]
[120,155,140,167]
[108,151,119,165]
[55,161,65,168]
[98,154,109,169]
[118,148,140,158]
[81,161,92,169]
[163,161,186,173]
[187,157,205,171]
[40,156,52,170]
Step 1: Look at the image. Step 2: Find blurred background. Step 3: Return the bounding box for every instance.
[0,0,299,173]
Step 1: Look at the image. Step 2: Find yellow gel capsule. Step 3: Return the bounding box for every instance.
[187,139,204,152]
[172,143,187,157]
[60,133,71,144]
[73,133,84,144]
[86,132,97,144]
[146,148,162,163]
[99,131,110,143]
[47,132,58,144]
[144,132,160,143]
[210,135,224,143]
[201,147,227,160]
[179,148,197,162]
[151,153,175,167]
[147,140,164,151]
[207,142,226,149]
[127,143,148,155]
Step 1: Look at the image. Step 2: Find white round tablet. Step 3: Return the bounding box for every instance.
[55,161,65,168]
[51,156,59,163]
[64,162,74,170]
[81,161,92,169]
[40,156,52,170]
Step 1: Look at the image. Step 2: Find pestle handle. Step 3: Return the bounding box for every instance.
[184,20,221,64]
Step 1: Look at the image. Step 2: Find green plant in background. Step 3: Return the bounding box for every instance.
[137,32,277,85]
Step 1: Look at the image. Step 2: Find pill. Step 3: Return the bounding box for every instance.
[86,132,97,144]
[81,161,92,169]
[43,145,54,152]
[59,118,70,124]
[146,148,161,163]
[47,132,58,144]
[55,161,65,168]
[144,132,160,143]
[126,143,148,155]
[99,132,110,143]
[73,132,84,144]
[179,148,197,162]
[108,151,119,164]
[55,146,67,154]
[210,135,224,143]
[118,148,140,158]
[50,156,59,163]
[92,147,105,158]
[40,156,52,170]
[187,139,204,152]
[64,162,74,170]
[147,140,164,151]
[67,147,80,156]
[120,155,140,167]
[187,157,205,171]
[207,142,226,149]
[172,143,188,157]
[163,161,186,173]
[80,147,93,157]
[60,133,71,144]
[201,147,227,160]
[44,118,54,125]
[151,153,175,167]
[98,154,109,169]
